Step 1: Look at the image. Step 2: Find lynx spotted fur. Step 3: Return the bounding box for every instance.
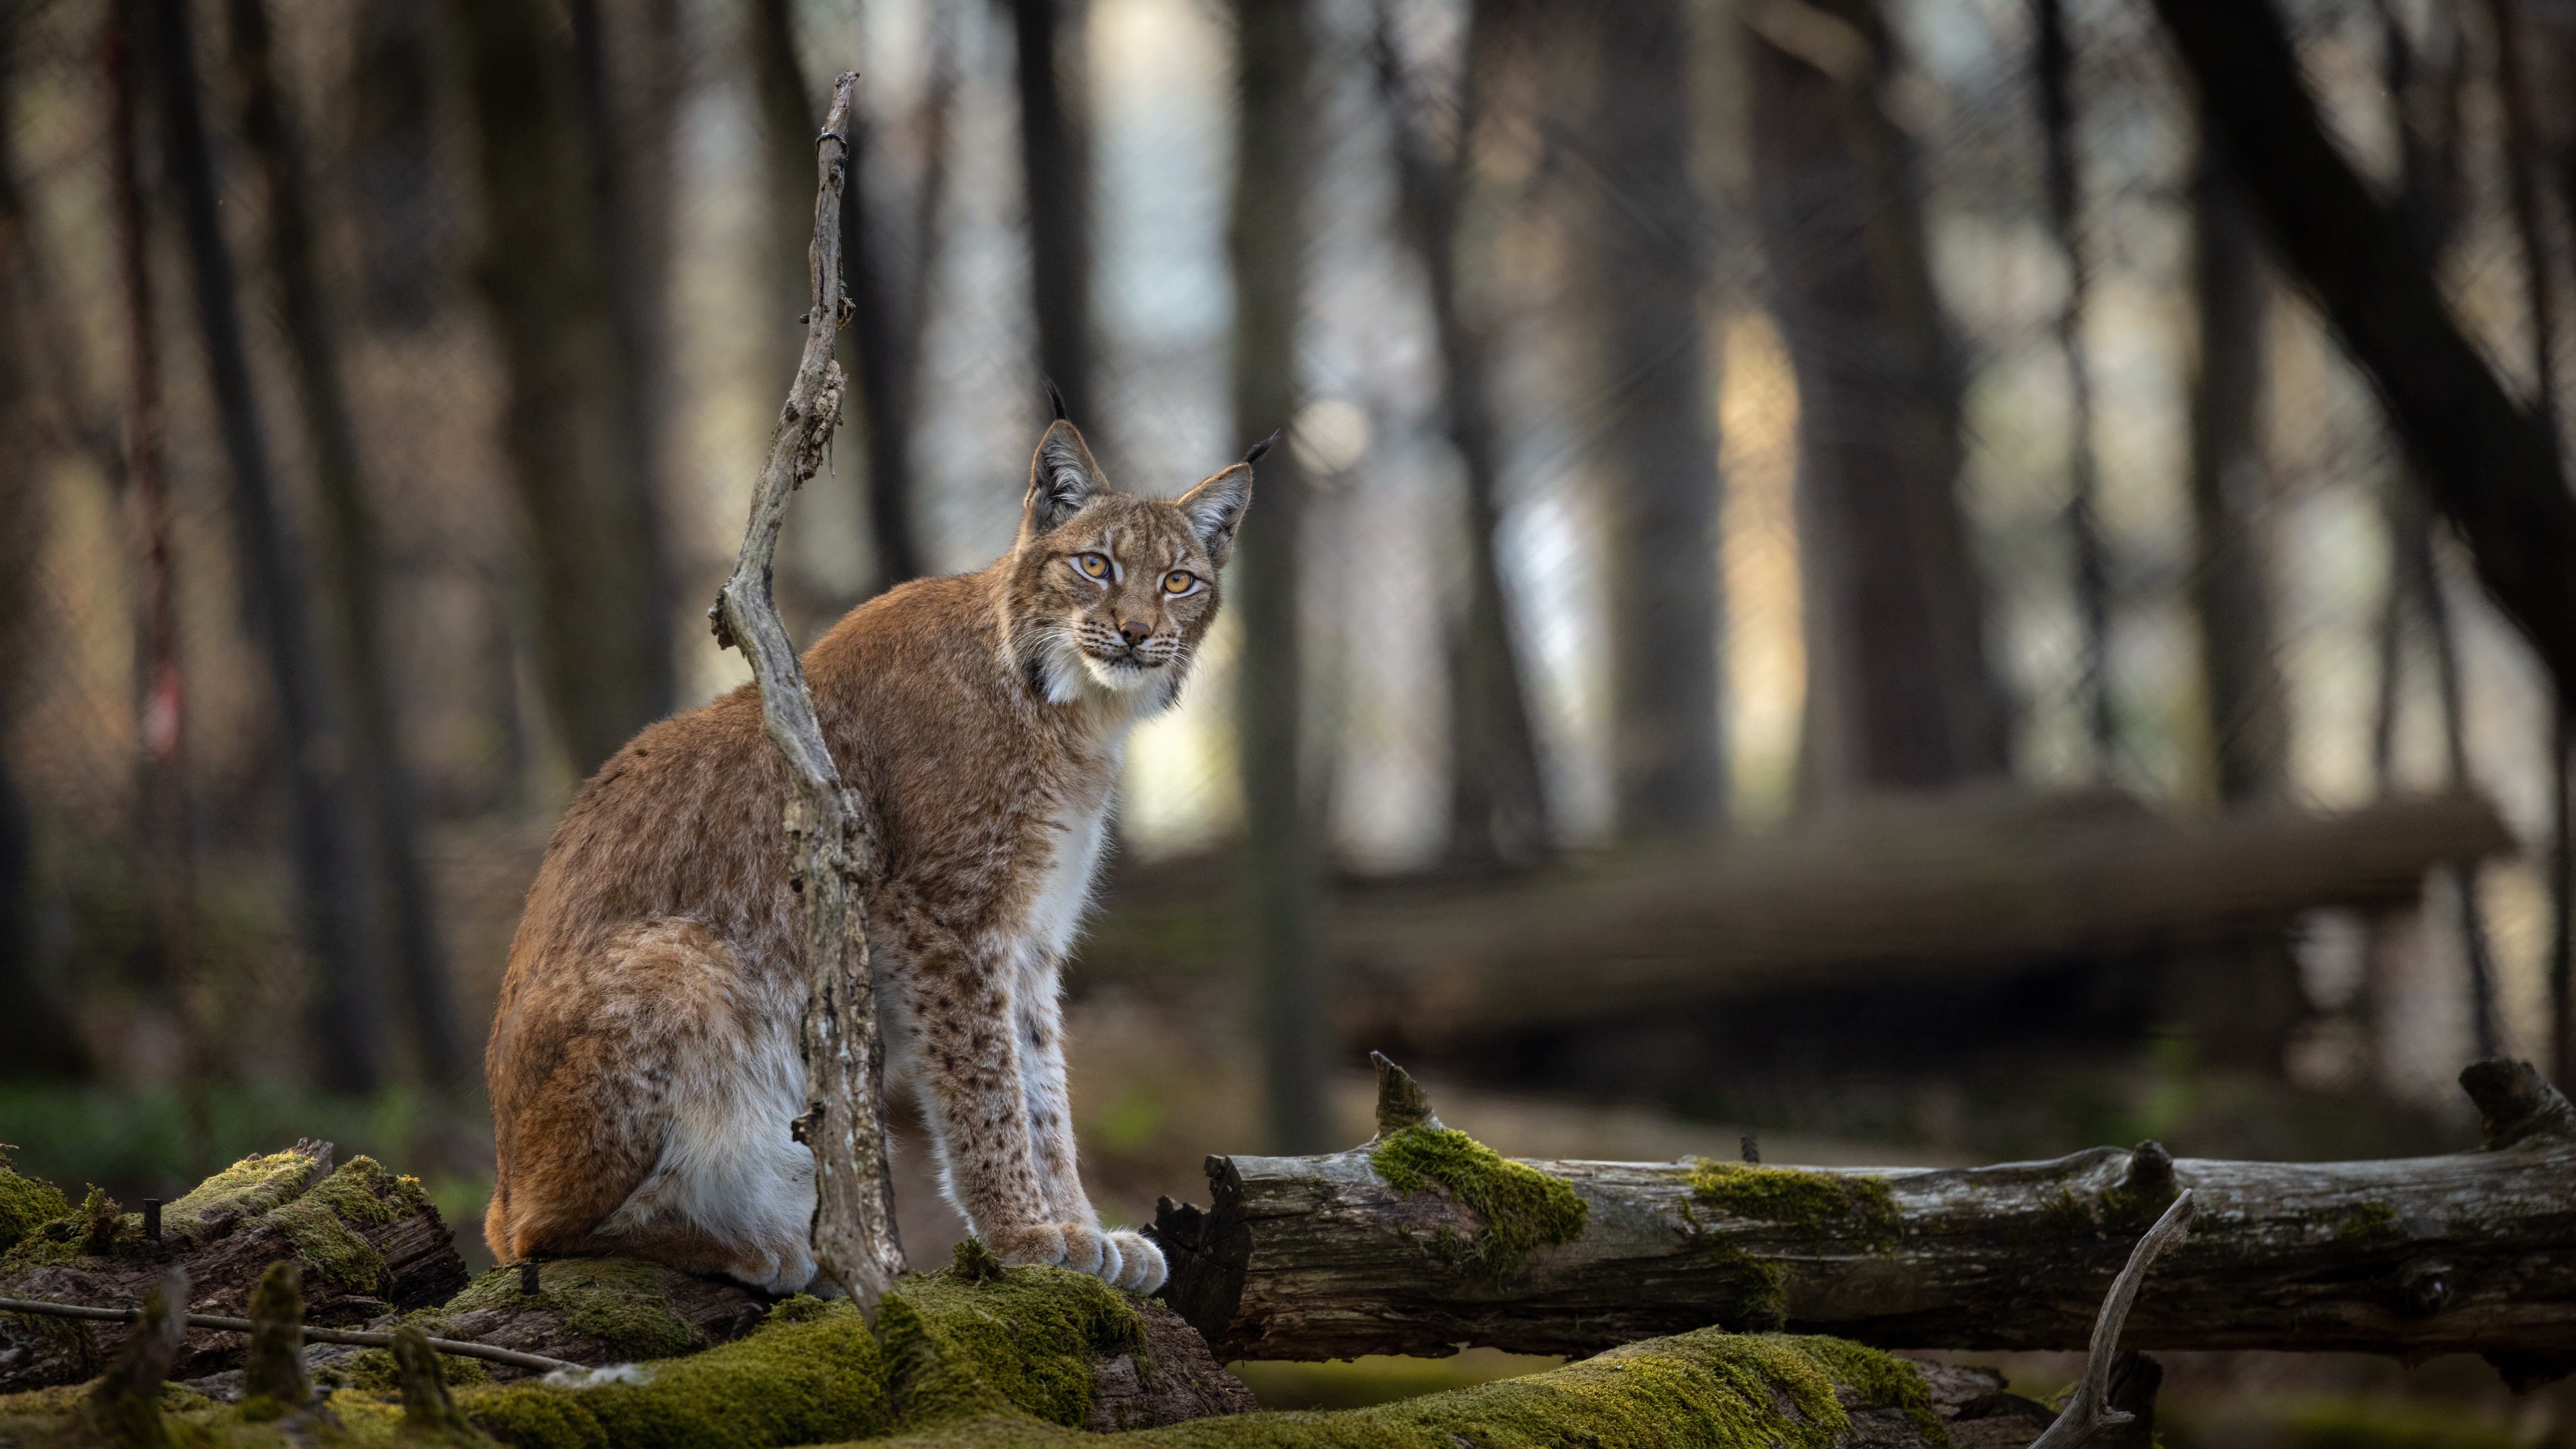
[482,419,1253,1295]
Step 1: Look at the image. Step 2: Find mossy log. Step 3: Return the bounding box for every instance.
[1150,1058,2576,1389]
[0,1143,468,1392]
[0,1246,2082,1448]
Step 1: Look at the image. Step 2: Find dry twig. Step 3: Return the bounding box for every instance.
[2028,1191,2196,1448]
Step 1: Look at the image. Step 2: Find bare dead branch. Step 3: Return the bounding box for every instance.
[709,70,907,1313]
[2029,1191,2196,1449]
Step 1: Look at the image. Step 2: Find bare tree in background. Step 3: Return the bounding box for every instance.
[229,0,461,1084]
[842,12,954,595]
[1009,0,1094,424]
[1378,0,1551,868]
[0,5,82,1077]
[2187,148,2286,806]
[2486,0,2562,1074]
[2036,0,2114,777]
[151,0,384,1091]
[1573,0,1725,838]
[1231,0,1329,1155]
[445,0,674,780]
[1747,0,2008,798]
[346,0,454,332]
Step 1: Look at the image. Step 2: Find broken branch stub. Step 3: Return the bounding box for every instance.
[710,69,906,1311]
[2028,1191,2194,1449]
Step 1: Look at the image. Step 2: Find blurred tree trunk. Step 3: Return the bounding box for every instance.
[840,14,952,596]
[1579,0,1724,837]
[229,0,461,1085]
[2152,0,2576,710]
[151,0,384,1091]
[0,18,81,1077]
[1230,0,1329,1154]
[105,0,193,1073]
[1010,0,1093,425]
[1378,0,1551,867]
[2036,0,2114,775]
[752,0,818,398]
[347,0,454,332]
[1747,0,2007,800]
[2186,151,2285,805]
[445,0,674,779]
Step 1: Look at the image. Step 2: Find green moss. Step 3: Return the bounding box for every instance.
[446,1258,699,1360]
[1692,1235,1789,1332]
[0,1152,70,1255]
[267,1196,390,1297]
[887,1262,1147,1429]
[2286,1397,2523,1449]
[162,1148,324,1247]
[949,1238,1007,1286]
[1684,1161,1902,1254]
[298,1157,406,1230]
[451,1298,890,1449]
[2334,1202,2399,1243]
[1794,1336,1951,1445]
[1370,1127,1589,1282]
[78,1185,125,1255]
[2039,1187,2097,1238]
[2096,1181,2176,1230]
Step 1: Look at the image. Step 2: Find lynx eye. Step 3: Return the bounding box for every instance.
[1073,553,1111,580]
[1162,570,1197,595]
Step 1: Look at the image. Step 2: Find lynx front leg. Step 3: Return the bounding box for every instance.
[1016,955,1165,1293]
[904,933,1131,1287]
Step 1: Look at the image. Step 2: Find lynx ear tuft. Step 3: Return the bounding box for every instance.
[1177,462,1254,568]
[1042,376,1069,423]
[1242,430,1280,467]
[1025,420,1107,533]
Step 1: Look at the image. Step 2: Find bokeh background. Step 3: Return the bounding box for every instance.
[3,0,2574,1438]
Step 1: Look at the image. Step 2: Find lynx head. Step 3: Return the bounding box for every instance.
[1003,419,1257,710]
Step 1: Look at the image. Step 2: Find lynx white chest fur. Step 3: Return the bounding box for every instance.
[482,419,1254,1295]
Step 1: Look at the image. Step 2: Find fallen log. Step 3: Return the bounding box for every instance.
[1080,789,2514,1052]
[1149,1056,2576,1390]
[0,1141,471,1390]
[1332,789,2514,1046]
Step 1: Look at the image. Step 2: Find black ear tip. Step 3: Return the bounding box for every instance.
[1242,430,1281,467]
[1042,377,1069,423]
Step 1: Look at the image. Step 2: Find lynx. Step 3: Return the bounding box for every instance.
[481,417,1257,1296]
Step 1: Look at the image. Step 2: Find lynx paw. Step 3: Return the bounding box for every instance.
[983,1222,1165,1294]
[1107,1229,1167,1294]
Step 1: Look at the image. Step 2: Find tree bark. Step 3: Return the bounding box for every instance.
[2150,0,2576,711]
[709,73,907,1313]
[1377,0,1552,868]
[1747,0,2007,798]
[228,0,461,1085]
[445,0,673,779]
[1579,0,1725,836]
[152,0,383,1091]
[1229,0,1332,1156]
[1151,1059,2576,1389]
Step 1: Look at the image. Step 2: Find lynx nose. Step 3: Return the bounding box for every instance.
[1118,619,1151,648]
